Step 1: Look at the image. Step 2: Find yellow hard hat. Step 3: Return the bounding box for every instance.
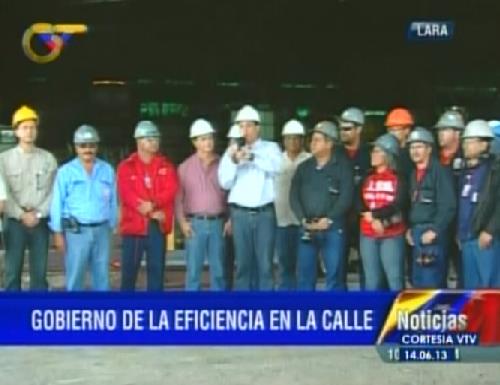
[12,105,38,127]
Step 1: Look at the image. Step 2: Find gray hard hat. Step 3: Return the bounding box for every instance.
[311,121,338,141]
[340,107,365,126]
[74,124,100,144]
[407,126,435,145]
[435,110,465,130]
[374,133,400,156]
[134,120,160,139]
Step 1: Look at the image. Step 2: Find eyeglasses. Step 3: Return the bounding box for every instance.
[340,126,355,132]
[77,143,97,149]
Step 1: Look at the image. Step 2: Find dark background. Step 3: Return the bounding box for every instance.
[1,0,500,162]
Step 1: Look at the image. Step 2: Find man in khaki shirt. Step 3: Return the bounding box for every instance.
[0,106,57,290]
[274,120,310,290]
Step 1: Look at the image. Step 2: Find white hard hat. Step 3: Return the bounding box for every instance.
[190,118,215,138]
[235,105,260,123]
[340,107,365,126]
[282,119,305,136]
[463,120,494,140]
[227,124,243,138]
[134,121,160,138]
[74,125,100,144]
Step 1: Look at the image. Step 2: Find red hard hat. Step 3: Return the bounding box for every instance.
[385,108,414,127]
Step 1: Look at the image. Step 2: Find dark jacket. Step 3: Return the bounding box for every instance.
[399,146,414,182]
[440,147,465,188]
[290,150,353,227]
[408,157,456,236]
[340,141,371,213]
[470,155,500,236]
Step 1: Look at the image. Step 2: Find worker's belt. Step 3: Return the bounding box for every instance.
[230,203,274,214]
[187,213,225,220]
[78,221,107,227]
[63,217,107,233]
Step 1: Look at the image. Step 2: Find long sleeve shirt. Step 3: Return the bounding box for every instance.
[360,168,406,238]
[0,146,57,219]
[218,138,282,207]
[408,158,456,236]
[290,151,353,227]
[117,152,178,235]
[175,153,226,223]
[274,151,311,227]
[49,158,118,232]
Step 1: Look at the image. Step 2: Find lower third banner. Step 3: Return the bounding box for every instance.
[0,292,396,345]
[1,291,499,346]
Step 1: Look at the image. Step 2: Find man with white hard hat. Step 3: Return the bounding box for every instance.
[175,119,229,290]
[218,105,282,290]
[457,120,500,289]
[117,121,178,291]
[50,125,117,291]
[274,119,310,290]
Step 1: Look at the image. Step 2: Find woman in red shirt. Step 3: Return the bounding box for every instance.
[360,133,407,290]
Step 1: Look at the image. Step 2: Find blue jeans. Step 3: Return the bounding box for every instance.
[276,225,300,290]
[230,205,276,290]
[121,220,166,291]
[4,218,49,291]
[185,217,225,291]
[410,226,447,289]
[297,226,346,291]
[64,223,111,291]
[461,238,500,289]
[360,234,405,291]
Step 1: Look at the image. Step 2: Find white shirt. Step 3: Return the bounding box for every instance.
[0,170,7,231]
[274,151,311,226]
[218,139,282,207]
[0,174,6,202]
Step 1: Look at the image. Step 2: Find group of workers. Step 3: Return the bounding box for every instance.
[0,103,499,291]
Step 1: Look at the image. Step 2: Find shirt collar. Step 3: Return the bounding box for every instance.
[73,157,101,175]
[283,150,309,163]
[194,152,219,167]
[15,145,37,155]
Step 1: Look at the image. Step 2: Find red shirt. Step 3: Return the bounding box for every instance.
[440,151,452,166]
[360,169,406,238]
[117,152,179,236]
[415,165,427,183]
[345,147,358,159]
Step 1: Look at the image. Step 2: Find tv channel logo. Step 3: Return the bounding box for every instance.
[407,21,454,41]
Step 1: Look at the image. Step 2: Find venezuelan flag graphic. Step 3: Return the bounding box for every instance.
[377,290,500,345]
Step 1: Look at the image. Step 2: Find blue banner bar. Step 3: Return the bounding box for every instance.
[0,292,396,345]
